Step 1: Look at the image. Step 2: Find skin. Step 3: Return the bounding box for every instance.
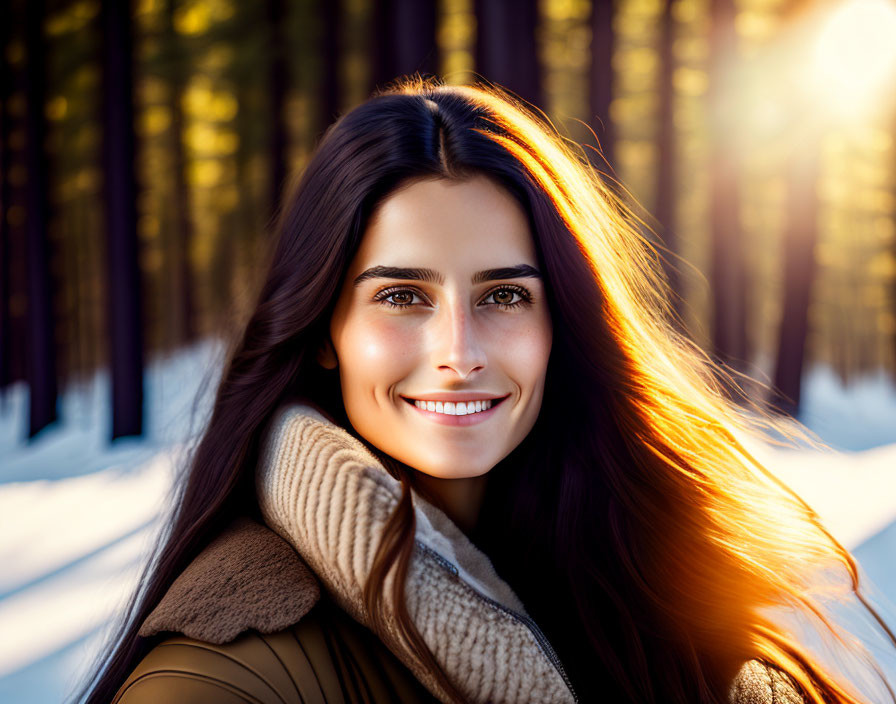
[317,175,553,535]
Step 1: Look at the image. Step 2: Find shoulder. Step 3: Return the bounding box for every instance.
[729,659,808,704]
[114,598,437,704]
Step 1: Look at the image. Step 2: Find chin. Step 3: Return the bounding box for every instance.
[408,461,493,481]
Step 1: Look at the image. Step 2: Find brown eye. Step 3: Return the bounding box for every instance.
[374,287,425,309]
[484,285,532,310]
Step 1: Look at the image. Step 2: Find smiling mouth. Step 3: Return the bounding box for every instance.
[400,395,510,416]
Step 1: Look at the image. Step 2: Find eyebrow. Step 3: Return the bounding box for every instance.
[353,264,542,287]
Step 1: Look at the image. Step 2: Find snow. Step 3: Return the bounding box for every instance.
[0,340,894,703]
[0,339,222,703]
[747,440,896,550]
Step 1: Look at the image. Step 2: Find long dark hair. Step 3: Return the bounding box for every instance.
[74,76,892,704]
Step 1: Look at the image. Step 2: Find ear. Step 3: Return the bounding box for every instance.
[316,336,338,370]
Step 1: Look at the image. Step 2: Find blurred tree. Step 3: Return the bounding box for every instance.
[4,0,894,437]
[38,0,104,383]
[320,0,341,129]
[3,5,32,396]
[589,0,615,174]
[474,0,542,109]
[890,112,896,375]
[372,0,438,90]
[0,0,11,393]
[101,0,143,438]
[655,0,682,319]
[24,0,58,437]
[772,137,821,416]
[164,0,196,346]
[224,4,270,325]
[708,0,748,379]
[267,0,289,212]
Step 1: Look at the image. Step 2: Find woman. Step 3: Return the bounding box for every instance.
[74,77,893,704]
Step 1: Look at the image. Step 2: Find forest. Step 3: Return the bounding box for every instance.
[2,0,895,439]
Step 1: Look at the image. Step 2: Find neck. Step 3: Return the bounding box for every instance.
[345,429,491,537]
[411,471,490,536]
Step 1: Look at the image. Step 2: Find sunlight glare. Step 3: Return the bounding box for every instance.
[811,0,896,117]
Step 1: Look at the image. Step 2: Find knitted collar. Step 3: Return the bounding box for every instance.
[254,402,578,703]
[139,402,799,704]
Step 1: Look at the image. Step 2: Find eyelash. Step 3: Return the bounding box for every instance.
[374,284,533,311]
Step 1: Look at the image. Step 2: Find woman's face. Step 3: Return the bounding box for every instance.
[319,175,553,480]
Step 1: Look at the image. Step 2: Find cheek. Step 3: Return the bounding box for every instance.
[501,315,552,384]
[337,315,419,394]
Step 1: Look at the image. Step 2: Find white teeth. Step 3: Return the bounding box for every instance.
[413,399,494,416]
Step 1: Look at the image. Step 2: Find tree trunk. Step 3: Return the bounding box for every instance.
[165,0,196,347]
[372,0,438,92]
[655,0,683,321]
[101,0,144,439]
[708,0,748,380]
[24,0,58,437]
[320,0,341,128]
[267,0,289,212]
[589,0,615,174]
[771,140,820,417]
[0,0,12,394]
[474,0,542,109]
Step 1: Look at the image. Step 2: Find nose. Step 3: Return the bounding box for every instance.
[430,296,487,380]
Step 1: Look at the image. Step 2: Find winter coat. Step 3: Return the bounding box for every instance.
[111,402,807,703]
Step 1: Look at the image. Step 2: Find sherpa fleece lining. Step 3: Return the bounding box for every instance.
[138,516,320,643]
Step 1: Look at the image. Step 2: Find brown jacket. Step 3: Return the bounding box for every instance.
[111,403,806,703]
[112,517,435,703]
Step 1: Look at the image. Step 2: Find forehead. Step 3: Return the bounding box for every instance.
[353,176,537,268]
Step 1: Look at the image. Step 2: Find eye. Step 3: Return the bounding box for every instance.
[373,285,533,310]
[374,287,425,309]
[483,285,532,310]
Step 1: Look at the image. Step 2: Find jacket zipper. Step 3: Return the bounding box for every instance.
[415,541,579,703]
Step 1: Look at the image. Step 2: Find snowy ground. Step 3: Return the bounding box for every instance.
[1,340,895,703]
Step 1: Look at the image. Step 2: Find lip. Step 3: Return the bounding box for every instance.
[401,392,508,402]
[401,394,510,427]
